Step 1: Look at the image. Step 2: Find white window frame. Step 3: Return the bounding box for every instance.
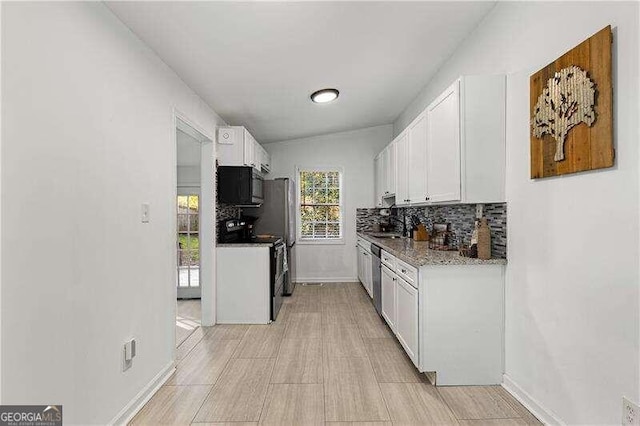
[295,165,345,245]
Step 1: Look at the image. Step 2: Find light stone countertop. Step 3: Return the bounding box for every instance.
[217,243,277,247]
[217,238,283,248]
[357,232,507,267]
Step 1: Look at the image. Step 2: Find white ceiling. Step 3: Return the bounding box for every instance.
[108,2,495,143]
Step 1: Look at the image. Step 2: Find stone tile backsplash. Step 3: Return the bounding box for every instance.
[217,202,240,222]
[356,203,507,259]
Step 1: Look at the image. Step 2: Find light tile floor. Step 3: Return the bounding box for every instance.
[132,283,541,425]
[176,299,201,347]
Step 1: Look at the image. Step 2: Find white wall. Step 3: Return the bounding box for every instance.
[394,2,639,424]
[177,166,200,188]
[265,125,391,282]
[1,3,225,424]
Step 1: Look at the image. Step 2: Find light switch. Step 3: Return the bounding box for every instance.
[141,203,150,223]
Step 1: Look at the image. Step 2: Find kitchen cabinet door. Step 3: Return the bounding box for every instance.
[395,132,409,206]
[252,139,261,171]
[357,246,364,284]
[262,149,272,172]
[396,277,419,366]
[363,250,373,298]
[381,265,396,332]
[381,148,389,197]
[243,129,254,168]
[386,142,396,196]
[374,154,383,207]
[408,111,428,204]
[426,80,461,203]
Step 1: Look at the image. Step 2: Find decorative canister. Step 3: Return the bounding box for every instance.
[477,218,491,260]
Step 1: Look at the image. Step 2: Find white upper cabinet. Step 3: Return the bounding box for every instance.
[217,126,268,173]
[425,75,506,204]
[384,143,396,196]
[258,144,271,173]
[395,132,409,206]
[374,74,505,207]
[374,139,399,208]
[243,128,255,168]
[426,81,461,203]
[408,111,429,204]
[374,154,383,207]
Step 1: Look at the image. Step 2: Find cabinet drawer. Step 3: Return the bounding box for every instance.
[396,259,417,287]
[381,250,396,269]
[357,237,371,252]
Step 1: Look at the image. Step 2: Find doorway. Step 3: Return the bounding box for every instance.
[175,114,215,349]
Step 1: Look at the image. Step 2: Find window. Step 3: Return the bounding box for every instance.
[297,167,343,243]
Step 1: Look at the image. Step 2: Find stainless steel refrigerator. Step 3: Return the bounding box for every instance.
[243,178,296,295]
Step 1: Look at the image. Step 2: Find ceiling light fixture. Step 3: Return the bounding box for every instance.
[310,88,339,103]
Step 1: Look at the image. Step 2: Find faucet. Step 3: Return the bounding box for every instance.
[388,210,408,237]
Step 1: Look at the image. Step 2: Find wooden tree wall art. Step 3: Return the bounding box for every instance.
[530,25,613,178]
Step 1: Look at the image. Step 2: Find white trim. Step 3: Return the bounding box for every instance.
[294,277,358,283]
[296,238,345,246]
[172,110,216,331]
[174,108,215,143]
[109,362,175,426]
[0,2,3,404]
[502,374,564,426]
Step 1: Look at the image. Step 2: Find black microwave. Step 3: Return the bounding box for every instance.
[217,166,264,206]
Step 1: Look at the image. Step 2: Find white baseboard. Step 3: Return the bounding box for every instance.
[109,361,176,425]
[294,277,358,283]
[502,374,564,426]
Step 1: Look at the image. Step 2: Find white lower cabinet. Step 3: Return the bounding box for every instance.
[396,276,419,366]
[363,250,373,298]
[372,242,505,385]
[356,246,363,283]
[381,265,396,332]
[380,252,418,368]
[357,238,373,299]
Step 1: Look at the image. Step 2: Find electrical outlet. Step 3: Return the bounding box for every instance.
[141,203,150,223]
[123,339,136,372]
[475,204,484,219]
[623,397,640,425]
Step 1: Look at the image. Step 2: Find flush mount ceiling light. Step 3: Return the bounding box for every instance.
[310,88,339,103]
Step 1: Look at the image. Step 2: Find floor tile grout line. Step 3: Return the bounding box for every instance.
[350,285,393,423]
[320,293,327,425]
[256,360,278,424]
[188,328,248,423]
[255,302,292,423]
[175,326,207,362]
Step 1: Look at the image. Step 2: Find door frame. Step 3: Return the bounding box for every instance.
[173,109,216,328]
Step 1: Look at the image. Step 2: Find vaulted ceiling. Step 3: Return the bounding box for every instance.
[108,2,495,143]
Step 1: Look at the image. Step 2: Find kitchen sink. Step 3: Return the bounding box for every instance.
[367,233,403,239]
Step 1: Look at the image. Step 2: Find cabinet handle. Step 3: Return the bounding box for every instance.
[401,269,406,273]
